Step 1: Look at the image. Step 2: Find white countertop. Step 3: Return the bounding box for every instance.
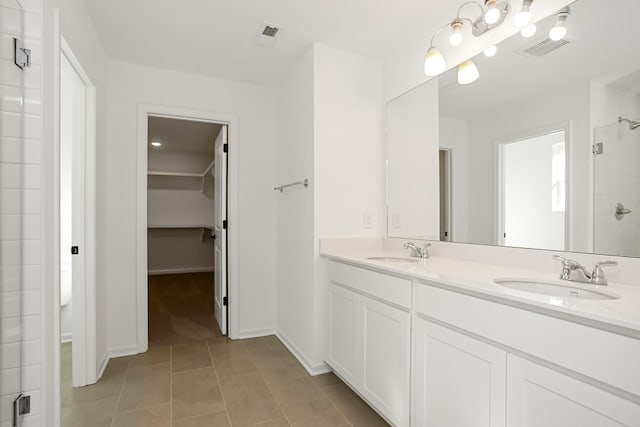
[321,249,640,338]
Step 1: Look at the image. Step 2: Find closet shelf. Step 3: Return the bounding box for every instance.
[148,224,214,229]
[148,170,203,178]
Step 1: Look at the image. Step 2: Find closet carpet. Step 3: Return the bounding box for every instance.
[60,273,388,426]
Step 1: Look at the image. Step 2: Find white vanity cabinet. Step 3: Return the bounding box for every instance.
[506,354,640,427]
[412,318,506,427]
[327,261,411,426]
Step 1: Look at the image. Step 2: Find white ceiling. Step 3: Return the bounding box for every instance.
[440,0,640,120]
[148,116,220,157]
[83,0,456,86]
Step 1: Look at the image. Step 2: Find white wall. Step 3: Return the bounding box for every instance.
[147,189,214,228]
[105,61,278,349]
[0,1,43,425]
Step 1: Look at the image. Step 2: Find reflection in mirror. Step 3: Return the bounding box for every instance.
[387,0,640,257]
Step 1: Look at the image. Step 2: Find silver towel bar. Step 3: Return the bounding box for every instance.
[274,179,309,193]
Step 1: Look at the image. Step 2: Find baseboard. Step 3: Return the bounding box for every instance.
[276,329,332,376]
[237,328,276,339]
[148,267,214,276]
[108,345,140,359]
[61,332,72,343]
[97,353,109,379]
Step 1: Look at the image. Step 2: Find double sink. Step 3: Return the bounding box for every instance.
[366,256,620,301]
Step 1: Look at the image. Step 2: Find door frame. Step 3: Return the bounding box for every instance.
[136,104,239,352]
[495,121,571,249]
[438,148,453,242]
[56,36,98,387]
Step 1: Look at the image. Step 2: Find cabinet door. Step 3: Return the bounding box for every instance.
[362,297,410,426]
[328,284,362,387]
[413,319,507,427]
[507,354,640,427]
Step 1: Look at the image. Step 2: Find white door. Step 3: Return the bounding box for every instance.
[413,319,507,427]
[507,354,640,427]
[362,297,410,426]
[214,126,228,335]
[328,284,362,387]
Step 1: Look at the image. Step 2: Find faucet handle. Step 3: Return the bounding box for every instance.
[591,260,618,286]
[552,255,581,268]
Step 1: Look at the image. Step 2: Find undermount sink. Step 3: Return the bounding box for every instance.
[493,278,620,300]
[367,257,419,263]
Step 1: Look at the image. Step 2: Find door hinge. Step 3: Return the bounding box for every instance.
[592,142,604,155]
[223,143,228,153]
[13,394,30,427]
[223,220,227,230]
[71,246,79,255]
[223,296,228,306]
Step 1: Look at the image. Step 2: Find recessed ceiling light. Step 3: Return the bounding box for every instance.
[150,141,162,147]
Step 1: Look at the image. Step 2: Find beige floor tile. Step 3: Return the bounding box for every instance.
[172,367,225,421]
[208,336,234,347]
[127,345,171,368]
[173,410,230,427]
[250,419,291,427]
[220,372,285,427]
[211,342,257,377]
[173,341,212,373]
[323,384,388,427]
[111,403,171,427]
[117,363,171,413]
[61,396,117,427]
[268,377,325,406]
[310,372,341,388]
[245,338,297,369]
[62,357,129,407]
[281,397,349,427]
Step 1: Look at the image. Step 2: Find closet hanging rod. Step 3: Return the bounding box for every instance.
[274,179,309,193]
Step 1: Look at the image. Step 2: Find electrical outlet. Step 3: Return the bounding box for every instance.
[363,212,373,229]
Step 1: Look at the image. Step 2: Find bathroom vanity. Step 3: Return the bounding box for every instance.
[322,247,640,427]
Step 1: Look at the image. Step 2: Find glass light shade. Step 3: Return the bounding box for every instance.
[549,25,567,41]
[458,59,480,85]
[484,45,498,57]
[449,31,463,47]
[521,23,537,38]
[485,7,501,24]
[424,47,446,76]
[514,10,532,28]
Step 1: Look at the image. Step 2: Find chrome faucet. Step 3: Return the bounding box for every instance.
[552,255,617,286]
[404,242,431,259]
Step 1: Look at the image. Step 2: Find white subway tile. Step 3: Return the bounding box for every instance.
[22,290,38,315]
[22,265,39,290]
[0,341,19,368]
[0,111,40,139]
[0,59,41,89]
[0,85,40,115]
[1,290,20,317]
[0,163,20,188]
[21,314,38,340]
[0,214,20,239]
[22,164,39,189]
[22,189,39,214]
[22,239,39,265]
[0,7,41,39]
[22,364,39,390]
[21,215,39,239]
[0,240,20,266]
[0,315,20,342]
[0,367,20,394]
[21,414,40,427]
[22,339,38,366]
[0,34,41,65]
[1,189,40,214]
[0,266,19,291]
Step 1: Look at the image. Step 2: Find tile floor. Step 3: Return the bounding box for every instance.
[61,273,388,427]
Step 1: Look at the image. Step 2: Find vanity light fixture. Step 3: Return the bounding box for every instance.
[484,45,498,57]
[549,7,570,41]
[514,0,533,28]
[521,23,537,38]
[423,0,516,81]
[458,59,480,84]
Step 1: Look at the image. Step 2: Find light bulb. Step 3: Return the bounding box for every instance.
[521,23,537,38]
[424,47,446,76]
[514,0,533,28]
[484,45,497,57]
[150,141,162,147]
[458,59,479,85]
[549,25,567,41]
[449,31,463,47]
[484,0,500,25]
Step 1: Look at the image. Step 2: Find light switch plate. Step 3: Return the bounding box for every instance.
[363,212,373,229]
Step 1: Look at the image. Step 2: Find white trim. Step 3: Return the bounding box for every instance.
[61,333,73,344]
[137,104,240,350]
[60,36,98,387]
[276,330,332,376]
[148,267,214,276]
[107,345,140,359]
[237,328,277,340]
[97,353,109,379]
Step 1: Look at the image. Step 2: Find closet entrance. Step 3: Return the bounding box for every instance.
[146,116,229,343]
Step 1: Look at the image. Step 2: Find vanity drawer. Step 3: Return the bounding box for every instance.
[328,261,411,309]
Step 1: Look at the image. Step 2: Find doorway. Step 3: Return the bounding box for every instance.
[59,38,97,387]
[145,116,228,344]
[136,105,237,352]
[439,149,452,242]
[498,129,567,250]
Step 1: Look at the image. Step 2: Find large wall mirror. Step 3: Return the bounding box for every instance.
[386,0,640,257]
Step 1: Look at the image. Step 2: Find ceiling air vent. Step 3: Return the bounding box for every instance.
[519,38,571,58]
[262,25,280,38]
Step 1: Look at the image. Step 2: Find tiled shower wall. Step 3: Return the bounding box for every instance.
[1,0,43,426]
